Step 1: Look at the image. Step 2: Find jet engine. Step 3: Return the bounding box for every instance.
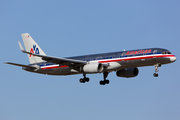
[116,68,139,78]
[82,63,103,73]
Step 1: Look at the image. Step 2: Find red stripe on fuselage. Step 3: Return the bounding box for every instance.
[41,65,68,70]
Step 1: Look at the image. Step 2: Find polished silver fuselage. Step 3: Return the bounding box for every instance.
[23,48,176,75]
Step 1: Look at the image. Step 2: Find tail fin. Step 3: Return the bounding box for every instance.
[21,33,46,64]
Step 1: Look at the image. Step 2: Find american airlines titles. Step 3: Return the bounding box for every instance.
[125,49,151,55]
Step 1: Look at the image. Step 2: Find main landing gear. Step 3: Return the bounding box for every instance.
[79,72,110,85]
[99,72,110,85]
[153,64,161,77]
[79,73,89,83]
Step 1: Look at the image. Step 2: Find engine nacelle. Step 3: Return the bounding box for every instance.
[82,63,103,73]
[116,68,139,78]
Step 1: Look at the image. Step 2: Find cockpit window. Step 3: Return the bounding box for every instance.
[162,51,172,54]
[167,51,171,54]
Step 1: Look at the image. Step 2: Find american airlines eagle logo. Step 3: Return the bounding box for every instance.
[30,44,39,57]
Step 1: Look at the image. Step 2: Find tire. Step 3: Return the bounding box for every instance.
[153,73,158,77]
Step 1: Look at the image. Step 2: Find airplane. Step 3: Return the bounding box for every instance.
[4,33,177,85]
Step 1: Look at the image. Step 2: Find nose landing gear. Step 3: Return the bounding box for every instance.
[153,64,161,77]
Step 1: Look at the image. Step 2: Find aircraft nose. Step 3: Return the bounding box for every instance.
[170,55,177,62]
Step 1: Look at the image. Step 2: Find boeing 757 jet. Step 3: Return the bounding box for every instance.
[4,33,177,85]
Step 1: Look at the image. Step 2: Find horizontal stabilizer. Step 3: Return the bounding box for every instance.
[4,62,36,69]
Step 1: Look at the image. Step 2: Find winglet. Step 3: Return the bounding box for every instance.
[18,41,25,52]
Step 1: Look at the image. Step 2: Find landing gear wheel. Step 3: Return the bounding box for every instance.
[99,79,110,85]
[105,80,110,84]
[153,73,158,77]
[79,78,85,83]
[99,72,110,85]
[100,80,105,85]
[85,77,89,82]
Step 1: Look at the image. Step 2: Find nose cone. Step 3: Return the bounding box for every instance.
[170,56,177,62]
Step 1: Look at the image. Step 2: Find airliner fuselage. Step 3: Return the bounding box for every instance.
[24,48,176,76]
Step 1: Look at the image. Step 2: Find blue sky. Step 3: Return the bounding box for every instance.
[1,0,180,120]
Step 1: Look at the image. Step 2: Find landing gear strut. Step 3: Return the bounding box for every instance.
[153,64,161,77]
[99,72,110,85]
[79,73,89,83]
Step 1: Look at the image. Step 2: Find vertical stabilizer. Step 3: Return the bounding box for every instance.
[21,33,46,64]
